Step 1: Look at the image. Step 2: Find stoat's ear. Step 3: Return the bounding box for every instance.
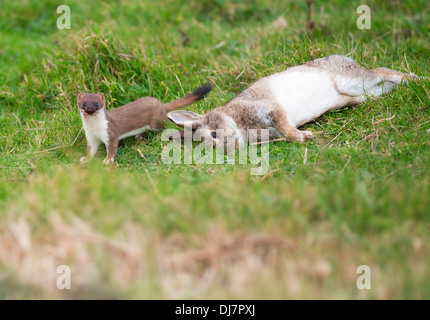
[77,92,85,104]
[167,110,204,128]
[97,93,105,105]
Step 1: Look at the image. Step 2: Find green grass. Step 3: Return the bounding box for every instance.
[0,0,429,299]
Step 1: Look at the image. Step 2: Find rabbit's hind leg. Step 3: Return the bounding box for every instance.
[334,68,405,103]
[371,67,416,84]
[342,81,396,104]
[353,68,414,101]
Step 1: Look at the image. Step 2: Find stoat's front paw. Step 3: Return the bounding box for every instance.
[103,157,114,165]
[80,157,88,164]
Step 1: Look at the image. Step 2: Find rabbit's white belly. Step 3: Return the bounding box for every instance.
[269,70,341,127]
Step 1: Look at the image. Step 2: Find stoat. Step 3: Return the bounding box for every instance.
[77,83,212,164]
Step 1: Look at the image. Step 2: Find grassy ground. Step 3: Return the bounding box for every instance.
[0,0,429,299]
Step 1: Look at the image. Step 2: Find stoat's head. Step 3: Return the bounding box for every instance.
[167,110,244,150]
[77,92,105,115]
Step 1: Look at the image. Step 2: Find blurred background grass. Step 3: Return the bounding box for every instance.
[0,0,429,299]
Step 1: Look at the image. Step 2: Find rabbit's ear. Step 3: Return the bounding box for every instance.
[167,110,204,128]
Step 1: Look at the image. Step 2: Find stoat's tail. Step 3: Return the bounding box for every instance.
[164,82,212,112]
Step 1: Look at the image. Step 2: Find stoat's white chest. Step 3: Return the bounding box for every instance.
[80,110,109,144]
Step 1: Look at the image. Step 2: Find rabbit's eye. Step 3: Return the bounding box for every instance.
[82,102,86,107]
[95,103,99,107]
[211,131,217,139]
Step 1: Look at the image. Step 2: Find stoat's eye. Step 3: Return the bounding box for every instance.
[95,103,99,107]
[82,102,86,107]
[211,131,217,139]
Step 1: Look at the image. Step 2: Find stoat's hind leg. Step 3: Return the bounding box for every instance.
[135,131,150,140]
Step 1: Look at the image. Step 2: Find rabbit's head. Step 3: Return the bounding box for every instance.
[167,110,244,149]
